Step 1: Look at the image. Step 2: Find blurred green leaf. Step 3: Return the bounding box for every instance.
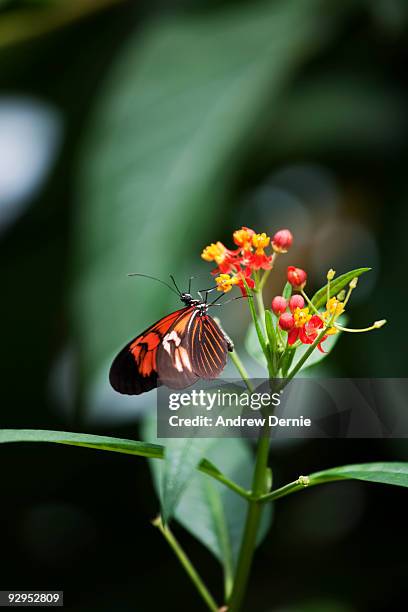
[161,437,214,524]
[310,462,408,488]
[72,0,329,395]
[143,418,272,591]
[311,268,371,309]
[0,429,163,458]
[176,440,273,571]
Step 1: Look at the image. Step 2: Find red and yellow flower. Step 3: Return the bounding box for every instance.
[274,269,387,354]
[215,270,255,294]
[201,242,237,274]
[233,227,255,250]
[202,226,292,295]
[248,233,273,270]
[278,306,325,352]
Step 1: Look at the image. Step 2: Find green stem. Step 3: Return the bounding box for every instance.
[228,302,331,609]
[244,281,268,357]
[254,287,266,330]
[227,277,280,610]
[259,478,309,503]
[228,420,271,611]
[258,267,272,291]
[199,459,251,500]
[258,470,363,504]
[152,516,219,612]
[229,350,255,393]
[301,289,321,316]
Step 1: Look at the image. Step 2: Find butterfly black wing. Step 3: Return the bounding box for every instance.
[109,307,192,395]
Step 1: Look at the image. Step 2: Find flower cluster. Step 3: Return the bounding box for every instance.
[201,227,293,294]
[272,268,386,352]
[202,226,386,359]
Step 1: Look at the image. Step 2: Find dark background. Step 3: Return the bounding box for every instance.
[0,1,407,610]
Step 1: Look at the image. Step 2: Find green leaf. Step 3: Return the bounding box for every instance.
[282,281,293,301]
[160,382,247,522]
[0,429,163,458]
[311,268,371,309]
[310,462,408,488]
[162,437,214,524]
[261,462,408,505]
[280,347,296,377]
[71,0,330,395]
[264,309,277,353]
[143,418,272,591]
[0,429,251,499]
[177,440,273,570]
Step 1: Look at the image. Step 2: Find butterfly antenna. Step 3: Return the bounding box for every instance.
[169,274,182,295]
[188,274,208,293]
[127,273,180,296]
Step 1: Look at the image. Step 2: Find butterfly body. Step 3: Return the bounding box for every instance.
[109,292,233,395]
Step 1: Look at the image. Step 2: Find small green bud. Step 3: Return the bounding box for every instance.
[374,319,387,329]
[297,475,310,487]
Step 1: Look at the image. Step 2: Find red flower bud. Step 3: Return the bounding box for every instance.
[272,229,293,253]
[272,296,287,315]
[287,266,307,290]
[289,294,305,312]
[279,312,295,331]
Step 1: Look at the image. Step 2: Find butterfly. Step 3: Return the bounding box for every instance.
[109,274,234,395]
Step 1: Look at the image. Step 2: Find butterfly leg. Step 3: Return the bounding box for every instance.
[209,295,248,306]
[197,286,217,303]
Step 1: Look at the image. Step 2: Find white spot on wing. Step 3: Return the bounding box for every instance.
[172,347,192,373]
[174,350,183,372]
[179,347,192,372]
[163,330,181,355]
